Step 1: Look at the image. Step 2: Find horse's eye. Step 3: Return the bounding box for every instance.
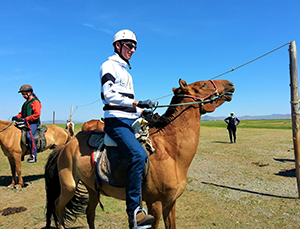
[202,83,207,88]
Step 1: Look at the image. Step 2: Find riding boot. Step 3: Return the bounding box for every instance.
[128,196,154,228]
[128,207,154,229]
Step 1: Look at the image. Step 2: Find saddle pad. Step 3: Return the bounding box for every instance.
[88,130,105,149]
[97,146,150,188]
[33,125,47,152]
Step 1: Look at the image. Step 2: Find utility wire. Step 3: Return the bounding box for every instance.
[210,42,291,80]
[153,42,291,101]
[72,99,101,116]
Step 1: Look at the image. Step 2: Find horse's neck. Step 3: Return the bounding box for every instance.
[0,120,15,143]
[0,120,12,131]
[151,104,201,165]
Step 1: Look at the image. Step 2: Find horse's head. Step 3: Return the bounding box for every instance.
[65,122,74,137]
[173,79,235,114]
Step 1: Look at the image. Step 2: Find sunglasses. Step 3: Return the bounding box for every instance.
[122,42,137,51]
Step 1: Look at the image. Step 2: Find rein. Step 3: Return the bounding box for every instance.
[0,121,14,132]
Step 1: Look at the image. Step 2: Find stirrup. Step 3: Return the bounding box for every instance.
[132,206,152,229]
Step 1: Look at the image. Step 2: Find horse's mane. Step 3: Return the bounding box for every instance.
[148,92,182,129]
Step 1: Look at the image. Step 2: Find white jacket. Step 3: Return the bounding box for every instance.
[100,53,142,119]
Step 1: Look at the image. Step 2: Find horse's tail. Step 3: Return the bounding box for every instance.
[45,142,89,228]
[44,145,63,228]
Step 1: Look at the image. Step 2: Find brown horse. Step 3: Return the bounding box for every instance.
[45,79,234,229]
[81,119,104,131]
[0,119,71,190]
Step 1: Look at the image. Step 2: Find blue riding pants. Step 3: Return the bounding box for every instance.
[27,123,38,157]
[104,117,148,217]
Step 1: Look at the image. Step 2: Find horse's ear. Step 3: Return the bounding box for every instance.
[173,79,189,94]
[179,79,189,93]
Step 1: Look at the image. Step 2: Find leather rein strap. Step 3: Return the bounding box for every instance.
[0,121,14,132]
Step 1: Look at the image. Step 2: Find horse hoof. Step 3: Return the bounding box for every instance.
[6,186,14,191]
[15,188,22,192]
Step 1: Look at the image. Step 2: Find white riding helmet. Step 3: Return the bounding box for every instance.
[112,29,137,45]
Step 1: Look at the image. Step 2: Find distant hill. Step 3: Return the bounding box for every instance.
[201,114,291,121]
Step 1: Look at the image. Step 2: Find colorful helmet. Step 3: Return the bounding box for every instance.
[112,29,137,45]
[230,112,235,116]
[18,84,33,93]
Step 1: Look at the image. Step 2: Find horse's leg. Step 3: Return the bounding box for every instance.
[13,153,23,190]
[147,201,162,229]
[162,202,176,229]
[85,186,98,229]
[7,156,17,189]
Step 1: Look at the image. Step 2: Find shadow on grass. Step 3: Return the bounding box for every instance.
[202,181,297,199]
[274,158,295,163]
[273,158,296,178]
[212,141,233,144]
[40,227,84,229]
[0,174,44,187]
[275,168,296,178]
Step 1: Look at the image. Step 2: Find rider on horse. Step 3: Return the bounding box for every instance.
[12,84,42,163]
[100,29,155,228]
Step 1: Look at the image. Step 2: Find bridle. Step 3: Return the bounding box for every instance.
[182,80,219,102]
[151,80,222,109]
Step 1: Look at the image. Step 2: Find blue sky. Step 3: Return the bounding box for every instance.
[1,1,299,122]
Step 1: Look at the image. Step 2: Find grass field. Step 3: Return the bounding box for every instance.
[0,120,300,228]
[201,119,293,129]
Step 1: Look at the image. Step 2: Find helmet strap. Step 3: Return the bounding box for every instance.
[117,44,132,69]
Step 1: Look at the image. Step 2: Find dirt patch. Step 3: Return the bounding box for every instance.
[0,127,300,228]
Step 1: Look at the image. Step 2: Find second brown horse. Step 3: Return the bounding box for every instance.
[0,120,71,190]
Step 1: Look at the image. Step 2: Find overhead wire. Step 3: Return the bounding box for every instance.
[153,42,291,102]
[72,99,101,116]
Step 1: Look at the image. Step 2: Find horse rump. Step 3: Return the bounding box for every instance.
[44,145,89,228]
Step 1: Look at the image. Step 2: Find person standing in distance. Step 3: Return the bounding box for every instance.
[99,29,155,228]
[12,85,42,163]
[224,112,240,143]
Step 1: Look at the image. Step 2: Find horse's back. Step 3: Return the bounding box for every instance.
[82,119,104,132]
[45,125,71,147]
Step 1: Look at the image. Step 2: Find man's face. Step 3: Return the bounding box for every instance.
[117,41,136,60]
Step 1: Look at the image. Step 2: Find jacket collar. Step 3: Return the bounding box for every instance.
[108,53,129,68]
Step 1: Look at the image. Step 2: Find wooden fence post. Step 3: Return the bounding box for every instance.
[53,111,55,124]
[69,105,73,122]
[289,41,300,198]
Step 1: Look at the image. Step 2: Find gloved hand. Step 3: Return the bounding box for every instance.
[137,99,155,108]
[142,110,153,122]
[16,118,25,122]
[12,116,18,121]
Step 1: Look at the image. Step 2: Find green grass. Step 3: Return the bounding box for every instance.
[46,119,293,132]
[201,119,293,129]
[44,123,83,132]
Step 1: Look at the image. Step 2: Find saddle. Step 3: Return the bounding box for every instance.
[19,125,48,152]
[88,118,155,188]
